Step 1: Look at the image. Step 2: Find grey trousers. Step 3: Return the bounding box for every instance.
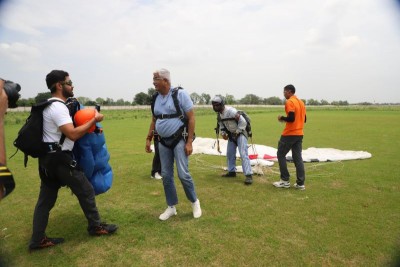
[277,135,306,185]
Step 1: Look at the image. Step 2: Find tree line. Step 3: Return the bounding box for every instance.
[15,89,359,107]
[133,88,351,106]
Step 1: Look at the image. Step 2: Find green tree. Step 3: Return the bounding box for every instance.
[116,98,126,105]
[225,94,236,105]
[201,93,211,104]
[17,98,35,107]
[85,100,97,106]
[134,92,150,105]
[147,88,156,98]
[264,96,282,105]
[77,96,92,105]
[331,100,349,106]
[190,92,201,104]
[145,88,157,105]
[105,98,115,106]
[35,92,51,103]
[307,99,320,106]
[320,99,329,105]
[240,94,261,104]
[96,97,105,105]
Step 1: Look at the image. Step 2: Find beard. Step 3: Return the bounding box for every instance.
[62,86,74,98]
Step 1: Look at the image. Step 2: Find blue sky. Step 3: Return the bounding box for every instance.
[1,0,400,103]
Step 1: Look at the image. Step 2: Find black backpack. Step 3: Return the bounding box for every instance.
[217,110,253,138]
[13,99,65,167]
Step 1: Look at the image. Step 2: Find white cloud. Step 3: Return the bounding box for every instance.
[0,42,40,61]
[339,35,360,49]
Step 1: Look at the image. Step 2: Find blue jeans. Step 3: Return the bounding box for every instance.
[277,135,305,185]
[158,139,197,206]
[227,134,252,176]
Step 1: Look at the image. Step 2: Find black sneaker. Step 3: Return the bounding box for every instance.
[221,172,236,177]
[244,175,253,185]
[29,236,64,251]
[88,223,118,236]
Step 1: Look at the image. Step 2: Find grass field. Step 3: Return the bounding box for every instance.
[1,106,399,266]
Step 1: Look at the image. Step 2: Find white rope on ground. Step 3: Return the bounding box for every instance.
[191,153,345,180]
[152,137,351,180]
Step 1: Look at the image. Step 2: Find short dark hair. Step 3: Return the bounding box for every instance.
[46,70,69,93]
[284,84,296,94]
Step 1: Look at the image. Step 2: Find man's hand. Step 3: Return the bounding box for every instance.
[185,142,193,156]
[145,139,152,153]
[94,109,104,122]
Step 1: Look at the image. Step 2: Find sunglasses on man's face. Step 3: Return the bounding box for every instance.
[61,80,73,86]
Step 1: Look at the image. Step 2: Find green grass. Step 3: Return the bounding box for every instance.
[1,106,400,266]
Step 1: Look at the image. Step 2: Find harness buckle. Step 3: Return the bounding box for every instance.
[47,142,61,153]
[182,127,188,141]
[70,160,77,168]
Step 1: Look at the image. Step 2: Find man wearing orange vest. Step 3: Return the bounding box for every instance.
[273,84,307,190]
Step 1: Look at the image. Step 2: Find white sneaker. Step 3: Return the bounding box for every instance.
[294,183,305,190]
[159,206,177,221]
[191,199,202,219]
[154,172,162,179]
[273,179,290,188]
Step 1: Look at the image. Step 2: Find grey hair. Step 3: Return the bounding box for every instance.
[154,68,171,84]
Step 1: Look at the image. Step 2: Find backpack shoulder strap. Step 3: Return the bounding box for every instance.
[34,98,65,108]
[151,92,159,117]
[171,87,184,121]
[65,97,81,119]
[215,113,221,134]
[217,113,221,122]
[216,113,229,132]
[48,99,65,105]
[171,87,182,108]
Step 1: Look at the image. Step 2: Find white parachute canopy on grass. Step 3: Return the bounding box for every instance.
[190,137,372,163]
[151,137,371,175]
